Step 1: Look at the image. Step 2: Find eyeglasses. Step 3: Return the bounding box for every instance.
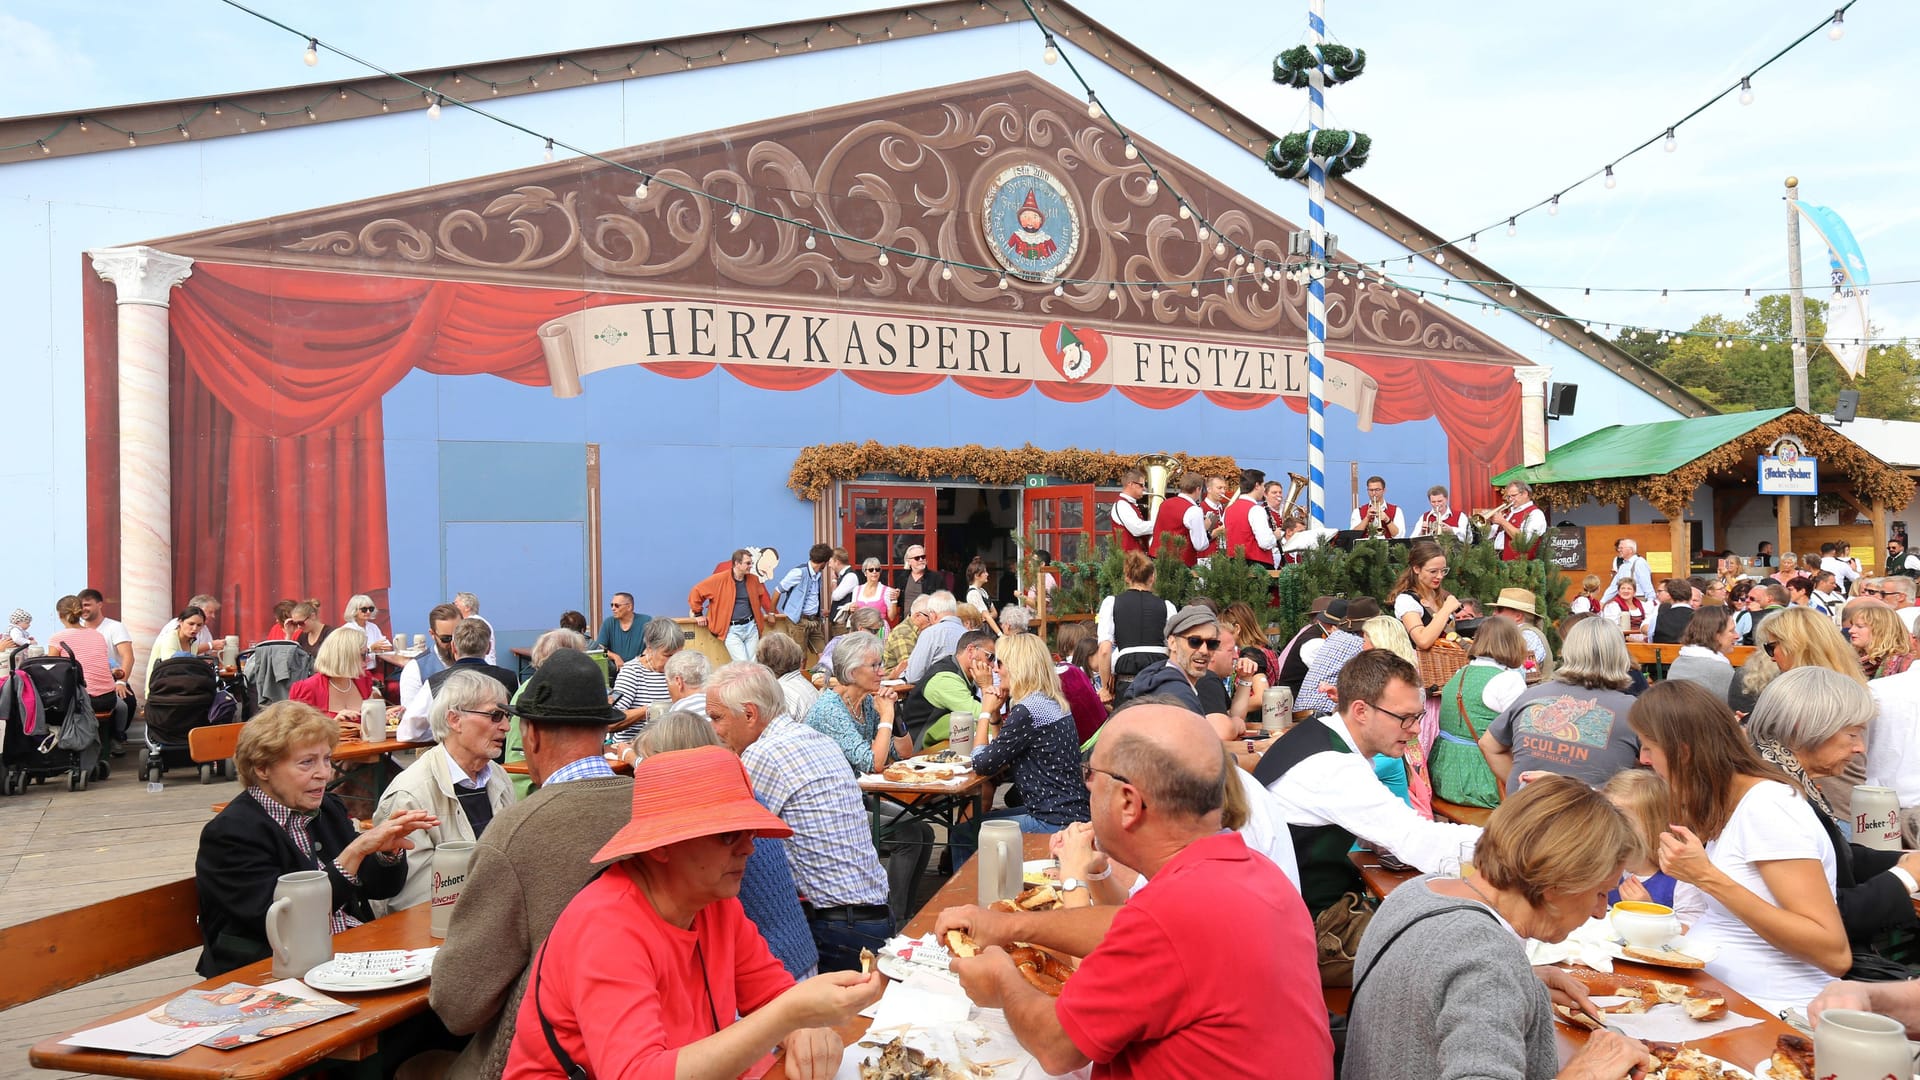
[907,554,927,562]
[1762,641,1780,659]
[436,634,453,644]
[865,566,881,573]
[707,829,750,847]
[1182,634,1222,651]
[286,619,307,629]
[358,606,377,614]
[1081,763,1133,787]
[454,707,513,725]
[1367,700,1425,728]
[1860,588,1898,599]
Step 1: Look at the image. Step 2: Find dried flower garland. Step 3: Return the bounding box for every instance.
[1523,412,1914,517]
[787,442,1240,500]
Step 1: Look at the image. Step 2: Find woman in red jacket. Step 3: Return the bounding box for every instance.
[287,626,373,732]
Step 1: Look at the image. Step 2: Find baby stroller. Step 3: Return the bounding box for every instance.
[141,655,238,784]
[0,646,106,794]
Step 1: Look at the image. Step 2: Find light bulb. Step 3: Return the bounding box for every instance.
[1663,128,1676,153]
[1549,196,1560,216]
[729,207,743,228]
[1660,288,1669,303]
[1435,251,1446,266]
[1189,284,1200,298]
[1087,94,1102,119]
[1214,241,1226,258]
[1043,41,1059,64]
[303,39,319,67]
[1739,77,1754,105]
[998,275,1009,290]
[177,125,189,139]
[805,232,817,250]
[1828,11,1844,39]
[1177,204,1190,220]
[635,178,650,200]
[877,251,889,266]
[1604,166,1617,189]
[1508,286,1517,298]
[427,97,442,120]
[1053,283,1064,296]
[941,264,953,281]
[257,114,268,126]
[1145,177,1158,196]
[1196,226,1209,242]
[36,140,47,153]
[305,107,316,121]
[1469,234,1479,253]
[1506,218,1517,237]
[1107,285,1117,300]
[1124,141,1138,161]
[1150,286,1161,300]
[542,139,554,162]
[126,133,136,146]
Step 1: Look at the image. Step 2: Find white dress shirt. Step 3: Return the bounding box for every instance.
[1180,496,1213,554]
[1265,714,1482,873]
[1240,494,1279,556]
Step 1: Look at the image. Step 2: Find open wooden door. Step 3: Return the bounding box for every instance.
[1022,483,1097,636]
[841,484,937,584]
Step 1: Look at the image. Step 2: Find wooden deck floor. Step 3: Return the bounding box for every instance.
[0,753,238,1080]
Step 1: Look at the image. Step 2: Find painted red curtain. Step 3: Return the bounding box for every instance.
[154,263,1522,636]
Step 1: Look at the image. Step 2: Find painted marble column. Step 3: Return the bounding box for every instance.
[1514,365,1553,468]
[87,246,194,681]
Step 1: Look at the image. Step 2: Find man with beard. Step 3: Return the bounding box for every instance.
[398,603,461,713]
[1119,606,1220,715]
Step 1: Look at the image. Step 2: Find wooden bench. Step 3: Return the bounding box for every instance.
[0,877,201,1011]
[1626,641,1756,679]
[1430,797,1493,828]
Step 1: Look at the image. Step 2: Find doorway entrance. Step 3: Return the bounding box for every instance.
[839,480,1112,611]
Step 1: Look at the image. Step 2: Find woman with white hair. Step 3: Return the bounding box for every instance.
[610,616,684,738]
[370,668,518,910]
[288,625,373,729]
[1748,666,1920,964]
[1480,618,1641,794]
[804,631,910,774]
[341,593,392,670]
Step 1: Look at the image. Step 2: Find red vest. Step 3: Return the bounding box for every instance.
[1415,509,1466,538]
[1497,502,1542,561]
[1223,498,1276,567]
[1111,495,1149,554]
[1150,495,1205,566]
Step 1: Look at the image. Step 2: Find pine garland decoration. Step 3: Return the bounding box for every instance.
[1265,130,1372,180]
[1271,44,1367,89]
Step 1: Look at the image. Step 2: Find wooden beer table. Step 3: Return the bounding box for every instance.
[30,906,437,1080]
[1345,851,1802,1070]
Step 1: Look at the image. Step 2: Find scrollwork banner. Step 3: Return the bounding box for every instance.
[536,295,1379,419]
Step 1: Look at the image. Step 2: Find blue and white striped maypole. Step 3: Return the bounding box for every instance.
[1304,0,1330,530]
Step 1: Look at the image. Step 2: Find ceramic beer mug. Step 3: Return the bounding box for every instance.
[430,841,476,938]
[264,869,334,979]
[1813,1008,1915,1079]
[975,820,1023,907]
[1853,785,1902,851]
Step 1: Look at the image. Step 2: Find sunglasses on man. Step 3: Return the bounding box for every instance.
[1181,634,1221,651]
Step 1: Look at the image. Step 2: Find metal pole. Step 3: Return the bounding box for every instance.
[1786,176,1811,412]
[1304,0,1330,529]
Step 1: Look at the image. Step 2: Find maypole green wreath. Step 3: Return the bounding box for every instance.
[1271,44,1366,88]
[1265,130,1372,180]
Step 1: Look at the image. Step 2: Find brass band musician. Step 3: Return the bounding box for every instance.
[1413,485,1471,543]
[1349,475,1407,539]
[1489,480,1547,561]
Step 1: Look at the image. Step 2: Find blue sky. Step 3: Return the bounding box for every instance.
[6,0,1915,342]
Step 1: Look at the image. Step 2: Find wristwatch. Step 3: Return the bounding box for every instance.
[1059,878,1087,893]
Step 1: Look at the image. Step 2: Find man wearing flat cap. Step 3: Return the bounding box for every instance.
[502,746,884,1080]
[1118,605,1221,716]
[433,649,636,1080]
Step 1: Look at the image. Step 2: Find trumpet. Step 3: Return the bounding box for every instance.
[1364,501,1386,539]
[1468,506,1510,538]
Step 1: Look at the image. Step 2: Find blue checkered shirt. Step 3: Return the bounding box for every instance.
[544,754,618,785]
[742,714,889,907]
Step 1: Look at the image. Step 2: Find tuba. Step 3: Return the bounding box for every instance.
[1278,472,1309,523]
[1139,454,1182,522]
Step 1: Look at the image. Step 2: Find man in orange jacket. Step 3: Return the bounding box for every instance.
[691,549,777,662]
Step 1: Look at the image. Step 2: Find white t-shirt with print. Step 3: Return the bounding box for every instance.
[1687,780,1837,1015]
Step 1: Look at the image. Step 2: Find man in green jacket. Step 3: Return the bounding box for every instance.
[899,629,1003,747]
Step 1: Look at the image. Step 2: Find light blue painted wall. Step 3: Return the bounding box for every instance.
[0,21,1687,628]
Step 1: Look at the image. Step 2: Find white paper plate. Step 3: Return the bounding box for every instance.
[1754,1062,1917,1080]
[302,959,431,993]
[1023,859,1060,886]
[1605,938,1720,967]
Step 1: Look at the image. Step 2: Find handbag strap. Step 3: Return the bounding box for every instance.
[1350,903,1496,1006]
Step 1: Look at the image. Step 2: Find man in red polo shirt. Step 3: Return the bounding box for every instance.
[941,703,1331,1080]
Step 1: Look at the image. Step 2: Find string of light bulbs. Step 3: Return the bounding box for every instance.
[37,0,1896,348]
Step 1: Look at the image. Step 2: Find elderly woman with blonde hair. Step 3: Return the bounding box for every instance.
[1343,775,1647,1080]
[287,625,373,731]
[370,668,518,910]
[194,701,435,975]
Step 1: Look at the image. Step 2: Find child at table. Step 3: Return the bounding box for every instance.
[1602,769,1706,926]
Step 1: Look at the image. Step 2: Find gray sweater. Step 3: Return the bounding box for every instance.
[1664,650,1735,702]
[1342,877,1556,1080]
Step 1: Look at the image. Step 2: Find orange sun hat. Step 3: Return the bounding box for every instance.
[591,745,793,864]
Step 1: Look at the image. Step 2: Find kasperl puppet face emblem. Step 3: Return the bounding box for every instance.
[982,163,1081,281]
[1039,320,1106,382]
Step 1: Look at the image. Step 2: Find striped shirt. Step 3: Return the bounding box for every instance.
[609,661,670,740]
[742,714,888,908]
[49,628,115,696]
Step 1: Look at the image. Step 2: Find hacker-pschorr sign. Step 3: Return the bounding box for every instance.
[1758,436,1819,496]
